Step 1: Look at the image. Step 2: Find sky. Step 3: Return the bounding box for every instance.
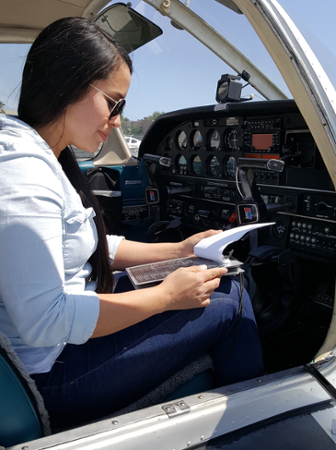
[1,0,336,121]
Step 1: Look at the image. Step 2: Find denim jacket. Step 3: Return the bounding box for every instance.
[0,114,123,374]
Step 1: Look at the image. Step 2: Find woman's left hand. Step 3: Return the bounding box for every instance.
[178,229,223,258]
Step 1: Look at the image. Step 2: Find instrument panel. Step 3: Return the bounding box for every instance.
[161,117,244,179]
[139,99,336,262]
[155,110,315,183]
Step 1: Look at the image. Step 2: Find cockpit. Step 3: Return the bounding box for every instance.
[127,93,334,373]
[1,0,336,447]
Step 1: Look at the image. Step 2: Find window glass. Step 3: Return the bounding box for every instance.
[71,145,102,161]
[276,0,336,88]
[1,0,335,157]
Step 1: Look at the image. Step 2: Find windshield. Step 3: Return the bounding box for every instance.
[276,0,336,89]
[1,0,335,155]
[127,0,336,118]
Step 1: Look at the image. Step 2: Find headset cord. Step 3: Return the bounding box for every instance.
[220,272,245,364]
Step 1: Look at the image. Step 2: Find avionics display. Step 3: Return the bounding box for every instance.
[252,133,273,151]
[243,117,281,154]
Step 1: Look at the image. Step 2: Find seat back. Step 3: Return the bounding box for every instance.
[0,333,50,447]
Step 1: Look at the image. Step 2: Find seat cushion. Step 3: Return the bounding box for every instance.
[0,353,42,446]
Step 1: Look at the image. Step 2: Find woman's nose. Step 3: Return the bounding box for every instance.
[110,114,121,128]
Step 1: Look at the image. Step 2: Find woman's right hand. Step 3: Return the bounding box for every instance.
[158,265,228,311]
[93,265,227,338]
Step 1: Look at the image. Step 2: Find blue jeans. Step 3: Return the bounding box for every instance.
[32,275,263,429]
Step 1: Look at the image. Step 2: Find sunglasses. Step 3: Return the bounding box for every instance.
[89,83,126,119]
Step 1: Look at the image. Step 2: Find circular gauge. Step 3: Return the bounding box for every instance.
[192,155,202,175]
[208,130,220,150]
[165,136,173,150]
[224,128,239,151]
[208,156,221,177]
[224,155,237,178]
[192,130,203,149]
[177,155,187,174]
[177,131,188,150]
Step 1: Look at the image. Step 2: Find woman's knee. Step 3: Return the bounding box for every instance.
[211,278,256,323]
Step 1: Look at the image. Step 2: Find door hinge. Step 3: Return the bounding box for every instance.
[162,400,190,418]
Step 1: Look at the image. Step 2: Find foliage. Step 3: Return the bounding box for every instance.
[142,111,165,121]
[120,110,164,136]
[0,101,5,114]
[128,124,143,135]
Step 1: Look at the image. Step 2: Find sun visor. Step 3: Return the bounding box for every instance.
[94,3,163,54]
[215,0,243,14]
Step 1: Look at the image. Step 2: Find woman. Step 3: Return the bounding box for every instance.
[0,17,263,429]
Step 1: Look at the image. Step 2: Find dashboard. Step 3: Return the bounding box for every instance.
[139,99,336,265]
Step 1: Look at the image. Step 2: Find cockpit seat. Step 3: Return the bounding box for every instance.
[112,354,214,416]
[0,329,214,446]
[0,331,51,447]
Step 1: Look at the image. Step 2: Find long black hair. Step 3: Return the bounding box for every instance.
[18,17,133,293]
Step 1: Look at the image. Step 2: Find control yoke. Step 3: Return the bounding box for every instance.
[236,158,286,225]
[142,153,172,169]
[142,153,172,223]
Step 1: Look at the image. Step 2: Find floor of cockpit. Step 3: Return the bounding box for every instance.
[261,257,334,374]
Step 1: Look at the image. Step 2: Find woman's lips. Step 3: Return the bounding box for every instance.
[98,131,108,142]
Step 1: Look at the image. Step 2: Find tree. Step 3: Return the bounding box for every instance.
[120,112,129,122]
[129,124,142,136]
[119,111,165,136]
[142,111,164,121]
[0,101,5,114]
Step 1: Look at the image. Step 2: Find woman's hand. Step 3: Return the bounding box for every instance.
[178,229,223,258]
[94,233,227,337]
[113,230,223,270]
[158,264,227,311]
[93,263,227,338]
